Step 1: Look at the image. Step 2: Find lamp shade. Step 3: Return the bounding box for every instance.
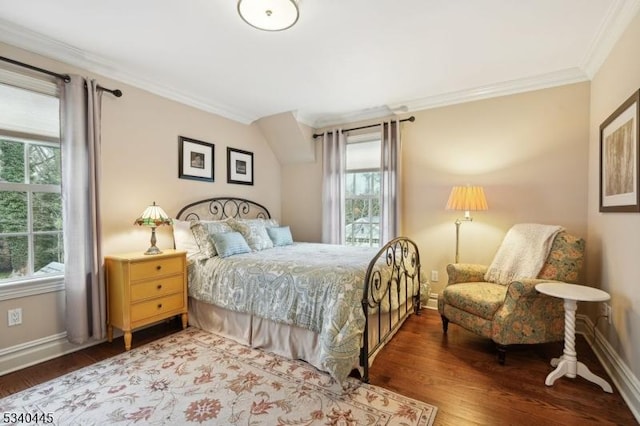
[134,202,172,227]
[237,0,299,31]
[446,186,488,211]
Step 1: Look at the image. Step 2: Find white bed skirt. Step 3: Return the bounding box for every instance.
[188,297,415,377]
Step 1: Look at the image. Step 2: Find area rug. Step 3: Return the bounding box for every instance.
[0,327,437,425]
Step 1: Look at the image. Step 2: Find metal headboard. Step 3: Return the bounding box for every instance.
[176,197,271,221]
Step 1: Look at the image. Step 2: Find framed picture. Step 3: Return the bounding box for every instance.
[599,90,640,212]
[179,136,214,182]
[227,147,254,185]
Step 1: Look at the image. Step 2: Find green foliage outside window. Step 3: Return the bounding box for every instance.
[0,139,63,281]
[345,171,381,247]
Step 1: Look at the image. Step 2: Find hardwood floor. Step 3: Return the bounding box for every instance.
[0,310,636,425]
[369,309,637,426]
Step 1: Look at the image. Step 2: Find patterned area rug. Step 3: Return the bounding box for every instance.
[1,327,437,425]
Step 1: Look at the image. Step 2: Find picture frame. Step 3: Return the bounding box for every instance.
[599,90,640,212]
[178,136,214,182]
[227,147,254,185]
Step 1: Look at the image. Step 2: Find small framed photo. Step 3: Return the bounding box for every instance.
[179,136,214,182]
[227,147,254,185]
[599,89,640,212]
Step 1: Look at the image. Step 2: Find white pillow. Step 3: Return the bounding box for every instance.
[172,219,200,257]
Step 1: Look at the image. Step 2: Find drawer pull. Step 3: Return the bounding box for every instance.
[156,265,162,271]
[157,284,162,290]
[157,303,163,309]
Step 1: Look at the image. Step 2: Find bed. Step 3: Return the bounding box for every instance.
[175,197,421,383]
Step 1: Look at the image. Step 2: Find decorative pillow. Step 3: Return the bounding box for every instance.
[266,226,293,246]
[202,219,233,235]
[228,218,273,251]
[211,232,251,258]
[172,219,201,257]
[190,221,217,257]
[263,218,280,228]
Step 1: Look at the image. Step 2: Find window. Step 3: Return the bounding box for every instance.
[0,71,63,286]
[344,134,381,247]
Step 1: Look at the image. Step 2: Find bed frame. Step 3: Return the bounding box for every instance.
[176,196,421,382]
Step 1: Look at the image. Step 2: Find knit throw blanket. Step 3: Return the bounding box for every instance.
[484,223,564,285]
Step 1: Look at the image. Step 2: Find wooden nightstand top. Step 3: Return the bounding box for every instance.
[105,249,186,262]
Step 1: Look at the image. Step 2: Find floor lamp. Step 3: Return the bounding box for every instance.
[445,186,488,263]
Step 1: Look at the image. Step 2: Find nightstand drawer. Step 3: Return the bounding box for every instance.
[130,256,183,281]
[131,293,185,323]
[130,275,184,302]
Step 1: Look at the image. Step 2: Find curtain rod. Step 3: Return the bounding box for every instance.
[312,115,415,138]
[1,55,123,97]
[1,55,71,82]
[96,84,123,97]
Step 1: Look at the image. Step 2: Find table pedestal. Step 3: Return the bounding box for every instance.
[545,298,613,393]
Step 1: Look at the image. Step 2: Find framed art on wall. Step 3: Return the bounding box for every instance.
[227,147,254,185]
[179,136,214,182]
[599,90,640,212]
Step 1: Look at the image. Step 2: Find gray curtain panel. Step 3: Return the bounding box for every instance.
[380,120,400,242]
[321,129,346,244]
[60,76,105,344]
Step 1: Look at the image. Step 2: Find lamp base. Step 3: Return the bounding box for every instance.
[144,246,163,255]
[144,227,162,255]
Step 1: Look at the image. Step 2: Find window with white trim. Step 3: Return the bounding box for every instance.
[0,69,63,286]
[344,133,381,247]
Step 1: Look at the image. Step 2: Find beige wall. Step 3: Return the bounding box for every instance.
[283,82,590,295]
[588,10,640,379]
[0,42,281,353]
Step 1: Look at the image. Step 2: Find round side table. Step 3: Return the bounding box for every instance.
[535,282,613,393]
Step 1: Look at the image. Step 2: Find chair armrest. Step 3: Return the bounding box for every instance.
[446,263,488,284]
[506,278,559,299]
[492,278,565,345]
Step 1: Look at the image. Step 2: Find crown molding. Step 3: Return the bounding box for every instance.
[309,68,589,128]
[581,0,640,78]
[0,18,256,124]
[389,67,589,115]
[309,105,408,129]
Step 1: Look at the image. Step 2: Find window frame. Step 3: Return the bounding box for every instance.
[344,132,382,247]
[0,69,64,299]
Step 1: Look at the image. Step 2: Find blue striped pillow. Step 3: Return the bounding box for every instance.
[266,226,293,246]
[211,232,251,258]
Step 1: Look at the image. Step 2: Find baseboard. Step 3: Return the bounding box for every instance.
[576,314,640,423]
[0,332,107,376]
[425,292,438,310]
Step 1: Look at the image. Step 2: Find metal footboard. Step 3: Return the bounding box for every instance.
[360,237,421,382]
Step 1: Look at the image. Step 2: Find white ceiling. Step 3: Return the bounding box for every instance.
[0,0,639,127]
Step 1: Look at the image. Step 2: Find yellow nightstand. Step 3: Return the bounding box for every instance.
[105,249,188,350]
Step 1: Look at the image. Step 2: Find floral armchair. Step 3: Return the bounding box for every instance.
[437,231,585,364]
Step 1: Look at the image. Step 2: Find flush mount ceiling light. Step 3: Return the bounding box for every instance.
[237,0,299,31]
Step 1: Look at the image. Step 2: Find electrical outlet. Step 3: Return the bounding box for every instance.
[8,308,22,326]
[431,270,439,282]
[606,303,613,325]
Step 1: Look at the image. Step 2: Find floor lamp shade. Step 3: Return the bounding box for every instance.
[446,186,488,263]
[446,186,488,217]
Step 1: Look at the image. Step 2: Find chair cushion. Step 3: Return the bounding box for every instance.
[442,282,508,320]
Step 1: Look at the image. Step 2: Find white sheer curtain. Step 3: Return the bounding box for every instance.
[380,120,401,242]
[61,76,105,344]
[321,129,346,244]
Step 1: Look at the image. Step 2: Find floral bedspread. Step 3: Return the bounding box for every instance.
[188,243,382,383]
